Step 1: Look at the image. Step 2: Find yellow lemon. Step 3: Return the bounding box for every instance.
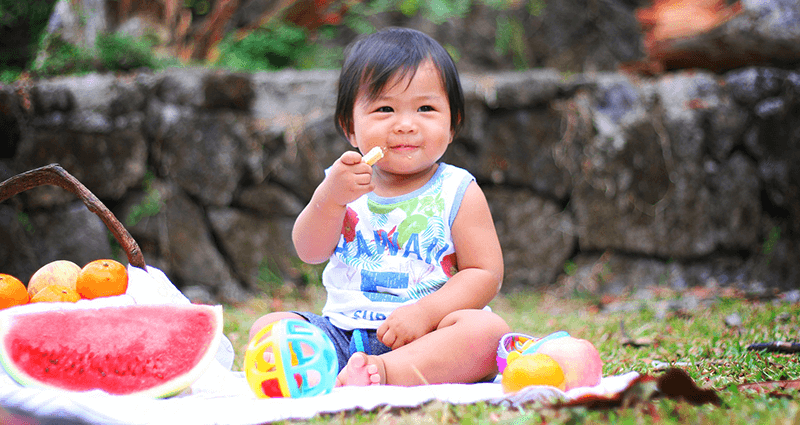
[501,353,566,393]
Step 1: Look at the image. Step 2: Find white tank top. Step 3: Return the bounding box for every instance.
[321,163,475,330]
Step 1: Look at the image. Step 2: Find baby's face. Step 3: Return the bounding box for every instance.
[349,60,453,177]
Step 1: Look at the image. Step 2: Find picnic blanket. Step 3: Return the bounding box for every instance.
[0,265,640,425]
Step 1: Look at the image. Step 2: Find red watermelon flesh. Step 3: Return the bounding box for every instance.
[0,304,222,398]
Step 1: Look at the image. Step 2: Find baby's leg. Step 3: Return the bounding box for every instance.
[338,309,509,386]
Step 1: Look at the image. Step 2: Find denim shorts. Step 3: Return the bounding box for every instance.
[292,312,392,372]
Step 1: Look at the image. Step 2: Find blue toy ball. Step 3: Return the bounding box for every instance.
[245,319,338,398]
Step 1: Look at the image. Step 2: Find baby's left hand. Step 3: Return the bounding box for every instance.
[377,303,437,350]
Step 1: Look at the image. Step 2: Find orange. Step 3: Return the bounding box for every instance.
[501,353,566,393]
[30,285,81,303]
[28,260,81,298]
[76,259,128,299]
[0,274,29,309]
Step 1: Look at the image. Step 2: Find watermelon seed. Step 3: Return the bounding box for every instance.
[100,371,106,377]
[49,359,58,365]
[44,367,49,373]
[156,373,163,379]
[79,368,84,374]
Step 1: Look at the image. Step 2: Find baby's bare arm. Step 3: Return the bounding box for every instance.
[293,151,375,264]
[378,182,503,348]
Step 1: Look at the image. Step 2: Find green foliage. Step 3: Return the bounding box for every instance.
[126,172,163,227]
[344,0,546,69]
[215,23,342,72]
[495,14,528,68]
[31,31,171,78]
[31,33,95,77]
[0,68,21,84]
[16,212,33,233]
[183,0,212,16]
[256,258,284,295]
[4,0,549,78]
[762,226,780,258]
[95,32,160,71]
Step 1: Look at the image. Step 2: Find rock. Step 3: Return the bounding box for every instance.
[0,204,38,283]
[235,183,305,217]
[120,181,249,303]
[30,84,74,115]
[25,201,114,279]
[203,73,256,111]
[147,104,255,206]
[447,101,571,199]
[0,86,24,159]
[207,207,299,291]
[155,68,208,107]
[486,188,575,289]
[15,126,148,203]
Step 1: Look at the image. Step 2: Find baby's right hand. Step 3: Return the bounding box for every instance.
[318,150,376,207]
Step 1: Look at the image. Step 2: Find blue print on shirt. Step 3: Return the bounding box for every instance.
[360,269,410,303]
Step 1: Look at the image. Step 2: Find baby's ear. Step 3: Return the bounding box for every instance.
[347,134,358,148]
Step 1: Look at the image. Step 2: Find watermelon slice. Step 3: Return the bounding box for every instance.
[0,304,223,398]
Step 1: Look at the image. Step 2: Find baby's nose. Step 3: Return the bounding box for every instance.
[393,114,417,133]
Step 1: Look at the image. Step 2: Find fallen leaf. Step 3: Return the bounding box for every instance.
[555,368,720,410]
[738,379,800,394]
[657,368,722,406]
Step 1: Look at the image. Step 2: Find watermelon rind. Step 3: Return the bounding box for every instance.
[0,304,223,398]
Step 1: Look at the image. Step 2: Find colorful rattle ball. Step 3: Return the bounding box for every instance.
[245,319,338,398]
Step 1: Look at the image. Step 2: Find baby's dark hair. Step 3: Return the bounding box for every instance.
[334,27,465,138]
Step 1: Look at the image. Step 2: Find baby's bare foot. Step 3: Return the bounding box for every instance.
[335,352,385,386]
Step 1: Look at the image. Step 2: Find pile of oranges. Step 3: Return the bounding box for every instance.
[0,259,128,310]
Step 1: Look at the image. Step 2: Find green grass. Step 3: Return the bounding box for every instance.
[222,286,800,424]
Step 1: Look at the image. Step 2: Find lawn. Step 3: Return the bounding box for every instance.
[222,283,800,424]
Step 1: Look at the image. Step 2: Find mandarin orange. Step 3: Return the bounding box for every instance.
[30,285,81,303]
[0,274,29,309]
[76,259,128,299]
[501,353,566,393]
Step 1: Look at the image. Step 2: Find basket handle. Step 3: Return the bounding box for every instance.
[0,163,146,269]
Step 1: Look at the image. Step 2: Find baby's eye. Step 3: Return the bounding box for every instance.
[375,106,393,113]
[418,105,435,112]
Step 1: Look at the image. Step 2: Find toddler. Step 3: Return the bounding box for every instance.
[250,27,509,386]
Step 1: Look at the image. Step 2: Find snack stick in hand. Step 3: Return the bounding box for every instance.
[362,146,385,165]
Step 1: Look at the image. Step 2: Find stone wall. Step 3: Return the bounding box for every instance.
[1,66,798,303]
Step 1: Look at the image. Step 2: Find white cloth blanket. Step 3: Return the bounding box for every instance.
[0,265,640,424]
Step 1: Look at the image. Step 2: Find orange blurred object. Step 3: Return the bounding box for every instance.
[627,0,744,73]
[0,274,29,309]
[30,285,81,303]
[501,353,566,393]
[76,259,128,300]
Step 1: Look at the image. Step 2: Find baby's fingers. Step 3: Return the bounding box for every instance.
[340,150,367,166]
